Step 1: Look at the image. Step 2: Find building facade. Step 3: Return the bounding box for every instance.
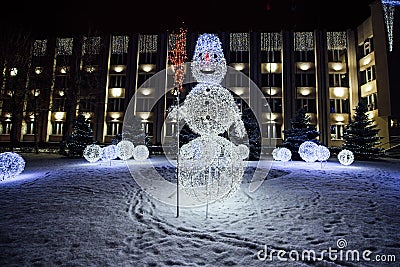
[0,0,399,150]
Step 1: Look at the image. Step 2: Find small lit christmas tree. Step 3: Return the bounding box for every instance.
[282,108,320,160]
[121,115,150,146]
[65,114,94,157]
[343,102,384,160]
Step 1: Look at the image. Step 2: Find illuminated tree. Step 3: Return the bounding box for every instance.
[282,108,320,160]
[64,114,94,157]
[343,102,384,160]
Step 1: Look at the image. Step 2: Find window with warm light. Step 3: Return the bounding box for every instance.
[107,98,124,112]
[330,125,344,140]
[107,122,122,136]
[52,122,64,135]
[26,122,35,135]
[330,99,350,113]
[297,99,316,113]
[329,74,348,87]
[1,122,12,134]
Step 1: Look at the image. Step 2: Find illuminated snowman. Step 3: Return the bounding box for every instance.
[171,33,249,203]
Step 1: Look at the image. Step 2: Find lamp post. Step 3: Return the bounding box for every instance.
[31,88,40,154]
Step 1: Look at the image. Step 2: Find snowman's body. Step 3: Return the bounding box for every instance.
[173,33,248,203]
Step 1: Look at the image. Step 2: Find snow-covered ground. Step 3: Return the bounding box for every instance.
[0,153,399,267]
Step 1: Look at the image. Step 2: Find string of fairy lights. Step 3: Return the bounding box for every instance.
[112,36,129,54]
[139,35,158,53]
[294,32,314,51]
[168,27,187,92]
[382,0,400,52]
[327,32,347,50]
[56,38,73,55]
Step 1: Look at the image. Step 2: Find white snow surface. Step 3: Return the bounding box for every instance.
[0,153,399,267]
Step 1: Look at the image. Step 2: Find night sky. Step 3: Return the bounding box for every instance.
[1,0,375,36]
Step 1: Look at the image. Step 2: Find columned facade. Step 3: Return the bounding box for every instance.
[0,1,399,151]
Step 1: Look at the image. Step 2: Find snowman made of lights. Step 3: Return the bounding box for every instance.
[171,33,249,204]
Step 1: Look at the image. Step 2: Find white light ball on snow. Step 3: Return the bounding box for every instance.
[236,144,250,160]
[272,147,281,160]
[298,141,319,163]
[338,149,354,166]
[101,145,119,161]
[83,144,102,163]
[117,140,135,160]
[0,152,25,181]
[133,145,149,161]
[277,147,292,162]
[316,145,330,162]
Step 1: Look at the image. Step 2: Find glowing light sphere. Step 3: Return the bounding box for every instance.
[277,147,292,162]
[101,145,119,161]
[316,145,331,162]
[272,147,281,160]
[179,83,245,137]
[83,144,102,163]
[0,152,25,181]
[133,145,149,161]
[179,136,245,202]
[191,33,227,84]
[338,149,354,166]
[117,140,135,160]
[298,141,319,163]
[236,144,250,160]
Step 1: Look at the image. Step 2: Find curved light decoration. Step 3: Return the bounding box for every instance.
[83,144,102,163]
[0,152,25,181]
[117,140,135,160]
[133,145,149,161]
[298,141,319,163]
[338,149,354,166]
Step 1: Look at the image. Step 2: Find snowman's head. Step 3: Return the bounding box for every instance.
[191,33,227,84]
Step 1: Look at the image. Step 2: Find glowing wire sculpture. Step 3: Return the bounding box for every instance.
[338,149,354,166]
[316,145,330,162]
[101,145,119,161]
[272,147,281,161]
[298,141,319,163]
[117,140,135,160]
[172,33,248,203]
[133,145,149,161]
[277,147,292,162]
[0,152,25,180]
[83,144,102,163]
